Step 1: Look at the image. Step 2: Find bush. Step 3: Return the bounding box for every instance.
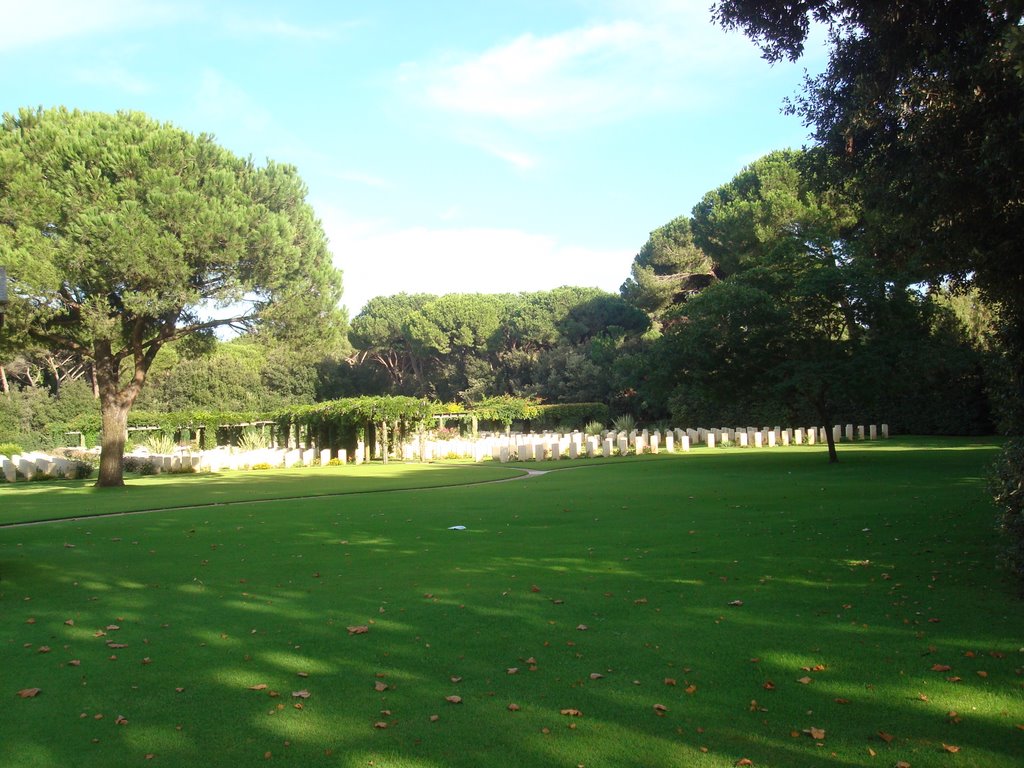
[611,414,636,433]
[251,462,273,470]
[327,457,344,466]
[992,437,1024,592]
[0,442,24,458]
[237,427,269,452]
[145,433,178,454]
[583,421,605,436]
[71,461,95,480]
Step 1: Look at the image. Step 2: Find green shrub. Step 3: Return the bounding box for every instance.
[145,433,178,454]
[327,457,344,466]
[583,421,605,436]
[71,461,95,480]
[611,414,636,433]
[251,462,273,470]
[237,428,269,452]
[0,442,25,458]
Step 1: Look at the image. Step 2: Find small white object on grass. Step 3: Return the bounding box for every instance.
[448,525,467,531]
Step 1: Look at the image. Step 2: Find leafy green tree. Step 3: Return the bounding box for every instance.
[620,216,716,319]
[712,0,1024,414]
[0,108,344,485]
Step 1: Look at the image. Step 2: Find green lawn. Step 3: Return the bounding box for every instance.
[2,438,1021,767]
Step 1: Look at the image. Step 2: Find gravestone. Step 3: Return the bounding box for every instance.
[739,432,749,448]
[650,433,660,454]
[857,425,865,440]
[534,443,545,462]
[617,435,629,456]
[794,428,804,445]
[869,424,877,440]
[881,423,889,438]
[807,428,816,445]
[1,456,16,482]
[754,431,763,448]
[354,441,364,465]
[845,423,854,442]
[767,430,776,448]
[320,448,331,465]
[665,434,674,452]
[707,432,716,449]
[338,449,348,464]
[602,437,613,457]
[681,435,691,452]
[833,425,842,443]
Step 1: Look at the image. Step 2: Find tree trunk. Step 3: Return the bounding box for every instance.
[379,420,389,464]
[0,364,8,396]
[813,392,839,464]
[97,394,131,487]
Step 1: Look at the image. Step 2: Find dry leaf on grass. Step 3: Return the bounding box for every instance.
[445,695,462,704]
[17,688,41,698]
[347,626,369,635]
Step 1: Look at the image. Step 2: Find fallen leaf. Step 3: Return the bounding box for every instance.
[867,747,877,757]
[37,646,51,654]
[106,625,120,631]
[736,759,754,766]
[941,744,960,754]
[347,626,369,635]
[946,676,962,683]
[507,667,519,675]
[445,696,462,704]
[930,664,951,672]
[507,703,520,711]
[374,681,388,692]
[450,676,462,683]
[17,688,41,698]
[560,708,582,717]
[141,657,152,665]
[296,672,309,678]
[248,684,268,691]
[895,762,911,768]
[805,727,825,740]
[797,676,812,685]
[68,660,80,667]
[530,585,541,592]
[373,721,388,729]
[64,619,74,626]
[763,681,775,690]
[834,697,850,704]
[728,600,744,607]
[976,670,988,678]
[685,684,697,694]
[589,673,604,680]
[115,715,128,725]
[175,687,185,693]
[576,624,589,631]
[429,714,439,722]
[291,690,310,699]
[106,642,128,649]
[877,731,894,743]
[653,704,668,715]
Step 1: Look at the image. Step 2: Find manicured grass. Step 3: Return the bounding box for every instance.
[1,438,1021,767]
[0,462,522,525]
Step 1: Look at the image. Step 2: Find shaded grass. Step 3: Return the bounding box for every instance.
[1,438,1021,767]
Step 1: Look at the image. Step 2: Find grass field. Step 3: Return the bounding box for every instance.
[1,438,1021,767]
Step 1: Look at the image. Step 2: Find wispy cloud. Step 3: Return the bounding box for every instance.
[194,69,273,134]
[73,65,151,94]
[0,0,188,52]
[398,4,764,133]
[222,16,362,42]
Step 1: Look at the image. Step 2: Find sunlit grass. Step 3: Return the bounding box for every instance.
[1,438,1021,767]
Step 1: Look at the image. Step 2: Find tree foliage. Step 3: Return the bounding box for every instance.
[0,108,345,485]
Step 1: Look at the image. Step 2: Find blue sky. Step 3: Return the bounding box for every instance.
[0,0,825,316]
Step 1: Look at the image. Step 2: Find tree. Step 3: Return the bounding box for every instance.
[712,0,1024,417]
[0,108,344,485]
[620,216,716,320]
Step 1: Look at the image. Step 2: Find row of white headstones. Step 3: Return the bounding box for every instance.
[0,423,889,480]
[411,423,889,462]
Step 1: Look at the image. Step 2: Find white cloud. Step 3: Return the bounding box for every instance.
[0,0,188,51]
[222,16,360,42]
[399,4,765,132]
[317,205,630,315]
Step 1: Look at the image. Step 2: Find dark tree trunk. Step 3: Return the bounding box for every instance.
[813,391,839,464]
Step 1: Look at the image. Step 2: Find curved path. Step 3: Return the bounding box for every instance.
[0,463,601,529]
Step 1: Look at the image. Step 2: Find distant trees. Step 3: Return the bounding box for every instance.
[344,287,649,406]
[0,108,345,485]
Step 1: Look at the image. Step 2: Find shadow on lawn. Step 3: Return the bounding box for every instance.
[1,439,1018,767]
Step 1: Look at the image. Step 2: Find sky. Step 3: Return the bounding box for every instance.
[0,0,826,316]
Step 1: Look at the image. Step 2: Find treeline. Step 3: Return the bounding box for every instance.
[1,151,998,451]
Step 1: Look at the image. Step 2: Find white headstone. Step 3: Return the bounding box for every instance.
[1,456,16,482]
[881,423,889,438]
[650,433,660,454]
[338,449,348,464]
[794,428,804,445]
[754,431,763,448]
[354,441,364,465]
[617,436,629,456]
[681,435,691,452]
[569,441,579,460]
[833,425,842,443]
[845,423,854,442]
[767,430,776,448]
[739,432,749,448]
[857,425,865,440]
[665,434,674,452]
[707,432,716,449]
[869,424,877,440]
[602,437,613,457]
[807,428,816,445]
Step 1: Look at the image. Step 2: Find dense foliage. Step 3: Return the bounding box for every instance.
[0,108,345,484]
